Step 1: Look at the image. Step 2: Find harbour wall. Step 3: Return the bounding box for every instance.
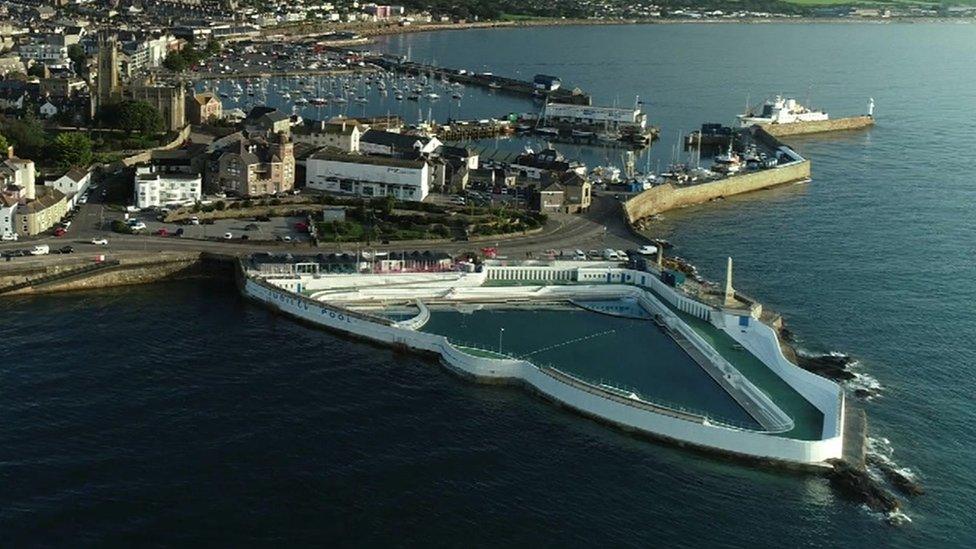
[622,159,812,224]
[243,268,843,465]
[0,252,231,296]
[761,116,874,138]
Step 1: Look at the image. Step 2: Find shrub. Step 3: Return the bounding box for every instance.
[110,220,133,234]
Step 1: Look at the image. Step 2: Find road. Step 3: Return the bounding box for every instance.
[0,194,647,267]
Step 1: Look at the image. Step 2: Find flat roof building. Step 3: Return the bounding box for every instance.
[306,149,429,202]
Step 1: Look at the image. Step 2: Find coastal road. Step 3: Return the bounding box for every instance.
[0,195,648,267]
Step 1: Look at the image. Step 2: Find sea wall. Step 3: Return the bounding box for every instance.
[761,116,874,138]
[242,270,843,466]
[622,160,812,224]
[1,253,224,295]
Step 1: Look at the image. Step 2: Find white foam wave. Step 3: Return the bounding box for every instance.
[858,505,913,526]
[845,372,883,396]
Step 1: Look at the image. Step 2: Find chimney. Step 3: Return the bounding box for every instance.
[656,245,663,269]
[6,146,13,160]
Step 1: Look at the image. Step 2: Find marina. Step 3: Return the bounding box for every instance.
[369,56,592,105]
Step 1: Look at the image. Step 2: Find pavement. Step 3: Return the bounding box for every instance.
[0,194,646,269]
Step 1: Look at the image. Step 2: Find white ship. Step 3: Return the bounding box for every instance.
[737,95,829,127]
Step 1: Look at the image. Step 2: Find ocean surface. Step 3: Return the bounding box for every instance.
[4,24,976,546]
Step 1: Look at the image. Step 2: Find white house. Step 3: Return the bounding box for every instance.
[46,166,91,207]
[293,119,362,153]
[0,202,17,240]
[134,165,202,208]
[305,150,429,202]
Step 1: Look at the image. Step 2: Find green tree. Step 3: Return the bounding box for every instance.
[163,50,188,72]
[0,132,7,154]
[205,39,222,56]
[0,116,46,158]
[380,195,396,218]
[27,64,46,78]
[53,132,93,169]
[67,44,86,74]
[100,100,164,135]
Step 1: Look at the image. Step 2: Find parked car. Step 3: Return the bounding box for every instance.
[54,228,67,237]
[30,245,50,255]
[156,228,169,237]
[58,245,74,254]
[1,233,18,241]
[223,232,233,239]
[91,238,108,245]
[189,216,200,225]
[637,245,658,256]
[244,223,260,231]
[175,228,185,237]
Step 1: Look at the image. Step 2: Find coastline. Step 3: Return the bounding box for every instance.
[268,16,974,43]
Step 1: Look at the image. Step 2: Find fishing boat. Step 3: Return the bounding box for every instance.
[712,143,743,174]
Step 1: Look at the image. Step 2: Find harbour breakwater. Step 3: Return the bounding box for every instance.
[623,160,811,224]
[761,115,875,137]
[623,127,810,224]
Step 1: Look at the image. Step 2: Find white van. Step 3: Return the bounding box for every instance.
[603,248,620,260]
[30,245,50,255]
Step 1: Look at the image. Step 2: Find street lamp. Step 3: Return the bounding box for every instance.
[498,327,505,354]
